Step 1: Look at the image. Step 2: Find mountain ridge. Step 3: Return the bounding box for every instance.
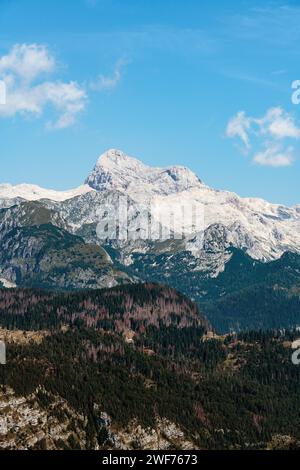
[1,148,300,262]
[85,148,203,195]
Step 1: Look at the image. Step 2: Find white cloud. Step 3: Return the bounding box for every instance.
[90,58,128,91]
[226,106,300,167]
[0,44,55,83]
[0,44,87,129]
[256,107,300,139]
[253,143,294,167]
[226,111,252,148]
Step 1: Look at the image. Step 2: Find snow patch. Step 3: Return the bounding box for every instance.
[0,277,16,288]
[0,183,94,202]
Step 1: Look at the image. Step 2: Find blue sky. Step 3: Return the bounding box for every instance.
[1,0,300,205]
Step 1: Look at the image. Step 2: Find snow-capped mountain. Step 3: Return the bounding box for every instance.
[1,148,300,263]
[83,149,300,261]
[0,182,93,203]
[85,148,202,196]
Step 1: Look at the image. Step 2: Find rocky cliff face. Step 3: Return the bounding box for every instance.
[0,223,131,290]
[85,148,202,196]
[0,387,86,450]
[1,148,300,263]
[0,387,196,450]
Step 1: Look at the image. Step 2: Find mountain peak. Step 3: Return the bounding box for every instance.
[85,148,202,196]
[96,148,144,169]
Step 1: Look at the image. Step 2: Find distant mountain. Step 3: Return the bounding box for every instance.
[123,245,300,332]
[0,182,93,203]
[1,148,300,331]
[1,148,300,261]
[0,222,131,290]
[85,148,202,196]
[84,149,300,261]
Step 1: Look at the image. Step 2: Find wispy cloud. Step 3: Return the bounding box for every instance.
[226,111,251,149]
[0,43,87,129]
[253,143,294,168]
[226,106,300,167]
[51,26,218,59]
[221,69,280,90]
[224,5,300,48]
[89,58,129,91]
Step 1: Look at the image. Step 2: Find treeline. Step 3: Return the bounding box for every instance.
[0,283,209,333]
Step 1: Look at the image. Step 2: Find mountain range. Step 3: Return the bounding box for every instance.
[2,148,300,260]
[2,148,300,450]
[1,148,300,332]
